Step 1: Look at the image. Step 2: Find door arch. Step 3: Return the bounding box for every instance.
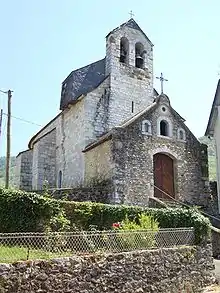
[153,153,175,199]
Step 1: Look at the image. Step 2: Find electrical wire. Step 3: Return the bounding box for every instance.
[2,113,42,127]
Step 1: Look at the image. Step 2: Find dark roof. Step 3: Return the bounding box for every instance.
[205,79,220,136]
[60,58,106,110]
[106,18,153,46]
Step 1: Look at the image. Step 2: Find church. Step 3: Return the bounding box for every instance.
[15,18,209,206]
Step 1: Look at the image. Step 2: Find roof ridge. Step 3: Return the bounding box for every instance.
[62,58,105,84]
[106,18,153,46]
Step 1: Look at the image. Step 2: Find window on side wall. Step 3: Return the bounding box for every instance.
[160,120,169,136]
[177,128,186,141]
[142,120,152,135]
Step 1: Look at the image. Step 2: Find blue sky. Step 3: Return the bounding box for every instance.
[0,0,219,156]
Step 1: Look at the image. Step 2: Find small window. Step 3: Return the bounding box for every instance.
[177,128,186,141]
[142,120,152,135]
[179,130,184,140]
[160,120,169,136]
[131,101,134,113]
[58,171,62,189]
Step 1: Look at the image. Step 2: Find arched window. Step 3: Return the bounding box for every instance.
[120,37,129,64]
[58,170,62,189]
[179,130,184,140]
[135,42,145,69]
[160,120,169,136]
[142,120,152,135]
[177,128,186,141]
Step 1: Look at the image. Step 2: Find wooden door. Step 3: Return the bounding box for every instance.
[153,153,175,199]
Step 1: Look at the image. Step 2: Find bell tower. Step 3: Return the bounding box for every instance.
[105,19,154,129]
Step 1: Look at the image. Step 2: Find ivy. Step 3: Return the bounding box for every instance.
[0,188,68,232]
[61,201,211,243]
[0,188,211,244]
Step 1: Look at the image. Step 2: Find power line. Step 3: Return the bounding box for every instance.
[2,113,43,127]
[0,90,7,94]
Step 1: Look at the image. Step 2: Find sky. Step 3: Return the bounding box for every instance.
[0,0,219,156]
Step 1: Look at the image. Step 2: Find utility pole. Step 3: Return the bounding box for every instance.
[0,109,3,150]
[0,109,3,141]
[5,90,12,189]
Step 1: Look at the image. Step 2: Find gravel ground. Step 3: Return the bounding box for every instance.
[201,260,220,292]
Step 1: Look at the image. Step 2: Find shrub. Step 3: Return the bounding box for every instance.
[0,187,211,245]
[112,214,159,250]
[0,188,68,232]
[61,201,211,244]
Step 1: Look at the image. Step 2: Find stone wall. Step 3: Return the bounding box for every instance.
[212,228,220,258]
[0,245,215,293]
[56,101,85,188]
[111,97,209,206]
[105,25,154,130]
[32,129,56,190]
[85,77,110,140]
[84,140,113,184]
[15,150,33,190]
[51,180,114,203]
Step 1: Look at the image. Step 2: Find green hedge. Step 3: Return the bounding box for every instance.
[0,188,211,244]
[61,201,211,243]
[0,188,63,232]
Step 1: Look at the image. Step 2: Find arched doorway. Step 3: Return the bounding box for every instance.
[153,153,175,199]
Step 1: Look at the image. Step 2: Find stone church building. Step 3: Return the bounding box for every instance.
[16,18,209,206]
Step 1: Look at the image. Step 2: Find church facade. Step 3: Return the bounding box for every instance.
[16,19,209,206]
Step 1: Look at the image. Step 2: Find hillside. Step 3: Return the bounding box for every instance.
[198,136,216,181]
[0,137,217,187]
[0,156,16,186]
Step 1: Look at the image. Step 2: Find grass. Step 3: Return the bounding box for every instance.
[202,285,220,292]
[0,245,72,263]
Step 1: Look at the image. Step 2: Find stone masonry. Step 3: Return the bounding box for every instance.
[32,129,56,190]
[15,17,209,209]
[112,103,209,206]
[84,95,209,206]
[16,19,157,191]
[15,150,33,191]
[105,24,154,129]
[0,245,215,293]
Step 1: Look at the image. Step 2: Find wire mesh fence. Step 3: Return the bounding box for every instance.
[0,228,194,263]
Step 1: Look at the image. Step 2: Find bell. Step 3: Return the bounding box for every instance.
[136,54,143,60]
[120,49,126,57]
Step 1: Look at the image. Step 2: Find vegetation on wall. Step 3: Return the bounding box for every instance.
[199,136,216,181]
[0,189,211,243]
[61,200,210,243]
[0,188,69,233]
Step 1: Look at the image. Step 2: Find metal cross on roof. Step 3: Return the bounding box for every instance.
[129,10,135,18]
[156,73,168,94]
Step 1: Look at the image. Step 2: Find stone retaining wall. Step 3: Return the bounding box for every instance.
[0,245,215,293]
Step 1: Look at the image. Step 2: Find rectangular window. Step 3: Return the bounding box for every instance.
[131,101,134,113]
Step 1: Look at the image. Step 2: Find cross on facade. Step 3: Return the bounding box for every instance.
[129,10,134,18]
[156,73,168,94]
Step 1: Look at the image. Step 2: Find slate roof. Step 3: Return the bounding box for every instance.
[106,18,153,46]
[60,19,153,110]
[60,58,106,110]
[205,79,220,136]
